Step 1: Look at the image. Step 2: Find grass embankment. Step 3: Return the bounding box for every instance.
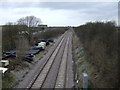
[73,21,118,88]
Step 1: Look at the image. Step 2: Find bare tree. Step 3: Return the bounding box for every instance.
[17,16,42,27]
[6,22,14,25]
[15,36,30,59]
[17,16,42,44]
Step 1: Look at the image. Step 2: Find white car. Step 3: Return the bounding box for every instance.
[38,42,46,49]
[0,67,8,76]
[0,60,9,67]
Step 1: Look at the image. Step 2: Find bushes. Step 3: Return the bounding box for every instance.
[2,25,18,51]
[74,21,118,88]
[2,73,16,88]
[35,28,66,39]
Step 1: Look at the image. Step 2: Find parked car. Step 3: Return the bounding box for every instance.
[38,42,46,50]
[26,54,34,57]
[35,43,38,46]
[0,67,8,76]
[48,39,54,43]
[37,40,49,46]
[31,46,43,50]
[3,50,16,54]
[0,60,9,68]
[23,56,33,63]
[37,40,47,43]
[2,54,11,59]
[2,50,16,59]
[23,53,35,63]
[26,50,40,55]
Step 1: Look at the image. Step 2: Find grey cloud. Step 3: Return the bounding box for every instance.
[0,2,118,26]
[0,2,117,10]
[1,2,117,17]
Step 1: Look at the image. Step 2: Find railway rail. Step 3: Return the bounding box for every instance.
[16,30,74,89]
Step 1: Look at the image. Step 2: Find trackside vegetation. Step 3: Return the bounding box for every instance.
[74,21,119,88]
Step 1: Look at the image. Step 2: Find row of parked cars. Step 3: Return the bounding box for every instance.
[1,39,54,62]
[0,59,9,75]
[23,39,54,62]
[0,52,11,75]
[0,39,54,75]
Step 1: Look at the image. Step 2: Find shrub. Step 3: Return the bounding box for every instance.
[34,28,66,40]
[74,21,118,88]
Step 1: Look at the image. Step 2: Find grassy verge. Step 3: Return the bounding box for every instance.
[2,73,16,88]
[34,51,45,61]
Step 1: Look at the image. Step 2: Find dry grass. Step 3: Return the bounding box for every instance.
[34,51,45,61]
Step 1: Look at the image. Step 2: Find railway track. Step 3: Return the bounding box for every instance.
[27,31,74,89]
[17,30,74,89]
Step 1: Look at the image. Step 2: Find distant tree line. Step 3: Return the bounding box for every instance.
[2,16,42,51]
[74,21,119,88]
[35,27,67,40]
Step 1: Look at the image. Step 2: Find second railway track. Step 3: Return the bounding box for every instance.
[23,30,74,89]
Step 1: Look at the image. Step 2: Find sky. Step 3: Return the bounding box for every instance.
[0,1,119,26]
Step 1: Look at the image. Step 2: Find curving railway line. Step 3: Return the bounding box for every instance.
[16,29,74,89]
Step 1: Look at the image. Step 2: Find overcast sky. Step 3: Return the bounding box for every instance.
[0,1,118,26]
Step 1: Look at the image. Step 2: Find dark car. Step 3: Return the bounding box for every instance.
[23,56,33,63]
[3,51,16,54]
[48,39,54,43]
[31,46,43,50]
[26,50,40,55]
[26,54,34,57]
[2,54,11,59]
[35,43,38,46]
[2,51,16,59]
[23,53,34,63]
[38,40,47,43]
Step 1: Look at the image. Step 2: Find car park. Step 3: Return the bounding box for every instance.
[2,39,55,63]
